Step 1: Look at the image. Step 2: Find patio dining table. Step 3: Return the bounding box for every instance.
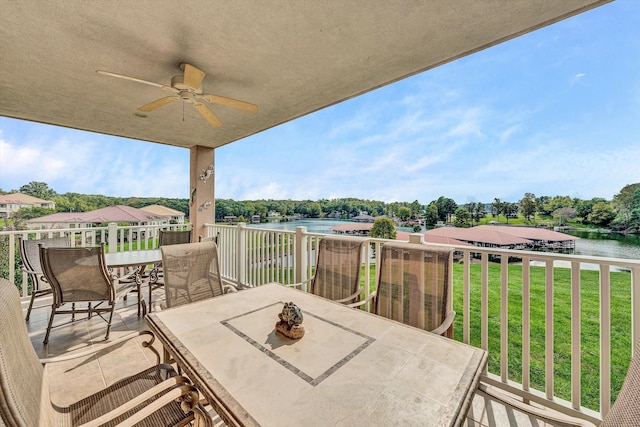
[145,283,488,426]
[104,249,162,316]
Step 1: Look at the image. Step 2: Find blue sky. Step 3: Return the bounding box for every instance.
[1,1,639,205]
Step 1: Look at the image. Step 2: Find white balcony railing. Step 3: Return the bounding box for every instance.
[205,222,639,425]
[2,221,638,424]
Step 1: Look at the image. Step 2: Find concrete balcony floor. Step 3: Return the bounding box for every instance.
[24,285,569,427]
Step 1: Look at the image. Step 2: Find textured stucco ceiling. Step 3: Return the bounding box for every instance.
[0,0,611,150]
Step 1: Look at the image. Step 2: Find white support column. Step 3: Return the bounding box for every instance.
[190,146,215,242]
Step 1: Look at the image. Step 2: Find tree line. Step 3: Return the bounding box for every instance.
[2,182,639,233]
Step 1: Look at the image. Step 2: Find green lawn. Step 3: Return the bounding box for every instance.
[362,263,632,411]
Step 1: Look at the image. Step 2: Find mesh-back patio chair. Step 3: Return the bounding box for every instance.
[373,242,455,337]
[19,235,70,321]
[159,240,235,310]
[0,277,211,427]
[289,236,366,305]
[39,243,139,344]
[148,228,193,311]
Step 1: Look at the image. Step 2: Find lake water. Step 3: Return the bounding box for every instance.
[248,219,640,261]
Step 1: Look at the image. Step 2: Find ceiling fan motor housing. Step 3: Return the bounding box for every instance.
[171,75,202,93]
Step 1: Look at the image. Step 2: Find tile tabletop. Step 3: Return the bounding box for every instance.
[146,283,487,427]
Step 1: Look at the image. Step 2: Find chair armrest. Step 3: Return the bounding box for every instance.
[20,265,37,275]
[285,277,312,289]
[430,310,455,336]
[476,383,597,427]
[39,330,160,365]
[223,284,238,293]
[347,291,376,308]
[78,378,205,427]
[334,287,365,304]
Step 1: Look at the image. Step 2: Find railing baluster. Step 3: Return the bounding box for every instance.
[600,264,611,417]
[545,259,554,400]
[571,260,581,410]
[501,254,508,382]
[481,253,488,352]
[463,250,471,345]
[522,256,530,393]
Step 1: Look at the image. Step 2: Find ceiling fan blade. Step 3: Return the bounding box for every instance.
[138,96,178,112]
[193,102,223,128]
[97,70,166,88]
[183,64,206,90]
[202,94,258,113]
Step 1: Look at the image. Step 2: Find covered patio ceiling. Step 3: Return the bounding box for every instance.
[0,1,611,150]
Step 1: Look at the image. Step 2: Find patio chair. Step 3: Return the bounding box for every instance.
[148,228,193,311]
[372,242,455,337]
[39,243,139,344]
[0,277,211,427]
[477,338,640,427]
[289,236,366,305]
[19,235,70,321]
[159,240,235,310]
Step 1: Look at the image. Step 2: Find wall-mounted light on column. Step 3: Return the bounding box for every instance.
[199,165,214,182]
[198,201,212,212]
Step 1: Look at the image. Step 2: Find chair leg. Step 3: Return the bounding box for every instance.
[43,307,56,344]
[25,291,38,322]
[149,282,155,313]
[104,304,115,341]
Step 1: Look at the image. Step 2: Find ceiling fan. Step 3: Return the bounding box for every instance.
[96,63,258,128]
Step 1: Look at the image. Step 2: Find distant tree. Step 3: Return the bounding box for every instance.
[611,183,640,231]
[436,196,457,222]
[543,195,573,215]
[503,202,518,224]
[369,217,397,240]
[587,201,615,226]
[466,202,486,226]
[412,224,422,232]
[613,183,640,212]
[453,207,471,227]
[19,181,57,200]
[424,202,439,227]
[553,207,576,226]
[14,206,55,220]
[535,196,551,215]
[519,192,537,223]
[490,198,504,220]
[397,206,411,221]
[409,200,422,218]
[575,198,604,222]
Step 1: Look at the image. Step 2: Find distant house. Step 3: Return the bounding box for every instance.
[0,193,55,218]
[27,205,166,230]
[140,204,186,224]
[352,213,375,223]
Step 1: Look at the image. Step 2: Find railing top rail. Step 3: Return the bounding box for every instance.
[207,223,640,268]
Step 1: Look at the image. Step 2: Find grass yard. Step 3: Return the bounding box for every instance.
[362,262,632,411]
[455,264,633,411]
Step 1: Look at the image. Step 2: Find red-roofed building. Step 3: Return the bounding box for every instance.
[27,205,166,230]
[425,225,577,250]
[0,193,55,218]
